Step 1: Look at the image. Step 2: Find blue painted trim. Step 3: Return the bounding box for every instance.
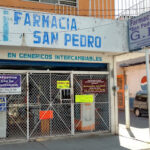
[3,10,9,42]
[0,59,107,69]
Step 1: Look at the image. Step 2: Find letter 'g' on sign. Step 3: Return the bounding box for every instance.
[75,95,94,103]
[57,81,70,89]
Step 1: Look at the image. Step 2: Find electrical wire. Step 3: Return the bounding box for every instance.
[0,4,129,36]
[0,0,147,35]
[0,20,127,35]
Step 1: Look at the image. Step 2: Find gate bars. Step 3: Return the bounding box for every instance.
[0,70,110,141]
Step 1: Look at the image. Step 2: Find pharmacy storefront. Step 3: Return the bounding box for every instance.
[0,7,128,140]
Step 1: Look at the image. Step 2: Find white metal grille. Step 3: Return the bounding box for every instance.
[29,73,71,137]
[116,0,150,19]
[73,74,110,134]
[6,73,27,139]
[0,71,110,141]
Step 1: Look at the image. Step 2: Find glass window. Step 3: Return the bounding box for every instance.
[135,94,147,102]
[59,0,76,6]
[41,0,58,4]
[25,0,77,7]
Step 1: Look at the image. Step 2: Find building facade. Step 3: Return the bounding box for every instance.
[0,0,128,141]
[0,0,115,18]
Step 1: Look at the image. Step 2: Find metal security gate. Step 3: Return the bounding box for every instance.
[29,73,71,138]
[73,73,110,134]
[0,71,110,141]
[6,73,27,139]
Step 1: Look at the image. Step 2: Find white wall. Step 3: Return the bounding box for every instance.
[0,7,128,53]
[124,64,146,97]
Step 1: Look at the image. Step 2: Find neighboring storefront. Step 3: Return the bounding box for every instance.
[118,59,148,110]
[117,9,150,111]
[0,7,128,141]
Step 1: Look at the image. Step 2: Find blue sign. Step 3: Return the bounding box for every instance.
[0,75,21,94]
[0,97,6,112]
[129,11,150,51]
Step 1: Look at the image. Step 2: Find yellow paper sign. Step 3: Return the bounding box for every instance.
[57,81,70,89]
[75,95,94,103]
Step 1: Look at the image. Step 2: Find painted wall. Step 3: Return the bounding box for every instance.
[0,0,115,19]
[117,63,124,75]
[117,64,147,109]
[0,7,128,53]
[124,64,146,98]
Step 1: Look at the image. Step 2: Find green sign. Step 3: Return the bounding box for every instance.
[75,95,94,103]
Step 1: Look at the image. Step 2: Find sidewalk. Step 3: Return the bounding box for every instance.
[0,127,150,150]
[0,134,132,150]
[119,124,150,149]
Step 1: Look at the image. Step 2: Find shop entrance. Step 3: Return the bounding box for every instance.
[0,71,110,140]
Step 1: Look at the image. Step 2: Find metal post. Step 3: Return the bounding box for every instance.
[89,0,91,16]
[67,6,68,15]
[118,0,119,18]
[98,0,100,17]
[106,0,108,18]
[145,49,150,138]
[109,63,114,133]
[102,0,104,18]
[125,85,130,129]
[71,72,74,135]
[77,0,79,16]
[50,73,52,136]
[113,56,119,134]
[94,0,96,17]
[26,72,29,141]
[109,0,112,19]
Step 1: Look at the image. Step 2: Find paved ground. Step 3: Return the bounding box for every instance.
[119,110,148,128]
[0,135,128,150]
[119,110,150,149]
[0,111,149,150]
[0,133,150,150]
